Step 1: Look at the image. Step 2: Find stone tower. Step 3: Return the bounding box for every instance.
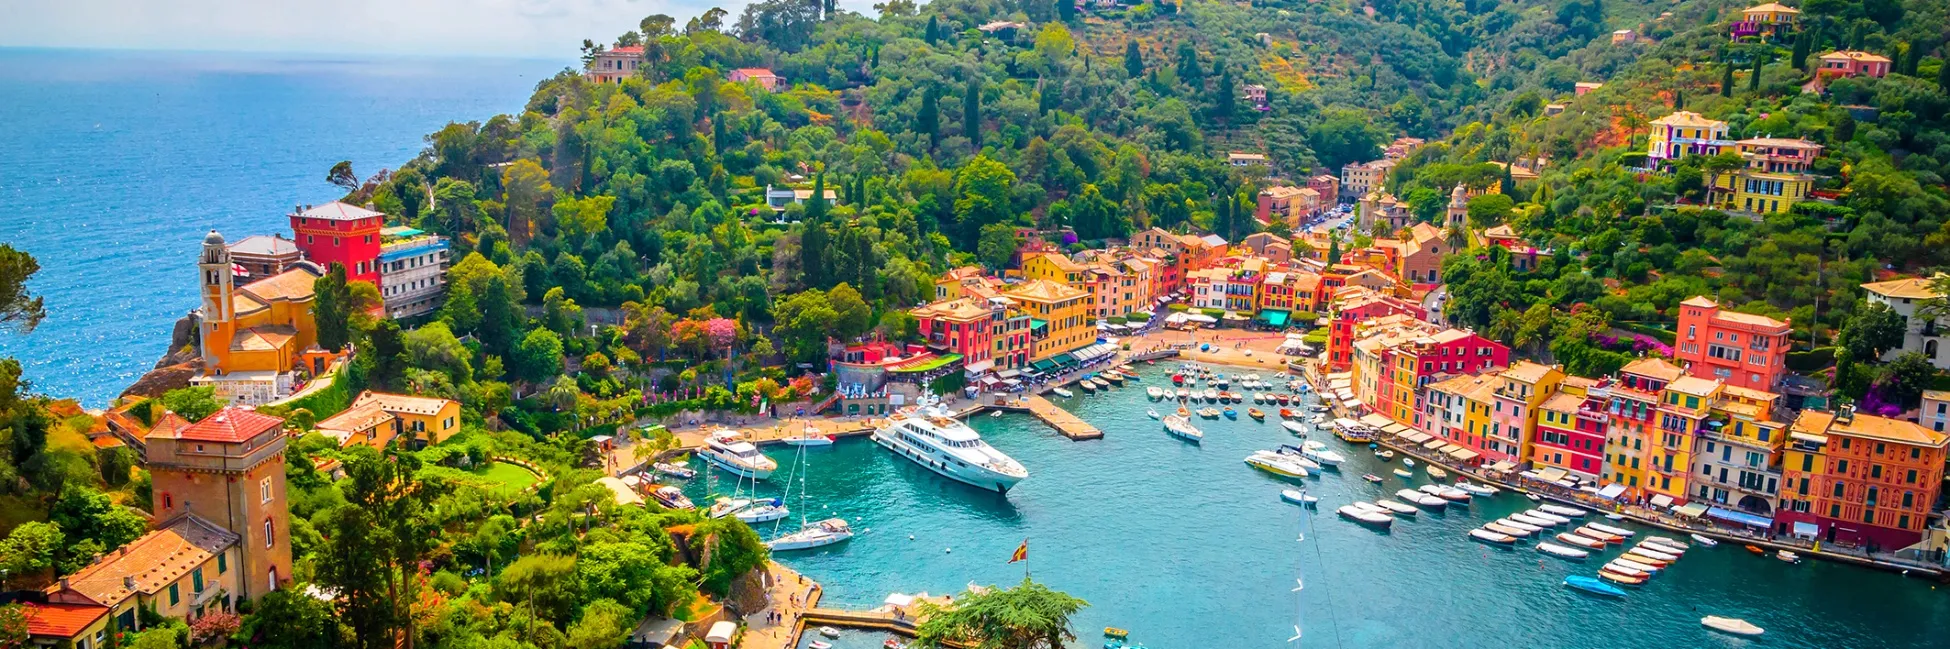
[197,230,235,367]
[1445,183,1469,231]
[146,407,294,601]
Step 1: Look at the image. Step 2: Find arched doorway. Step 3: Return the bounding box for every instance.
[1737,494,1773,516]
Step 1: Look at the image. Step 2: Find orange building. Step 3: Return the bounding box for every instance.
[192,231,326,405]
[1780,409,1948,550]
[143,406,292,602]
[1673,296,1792,392]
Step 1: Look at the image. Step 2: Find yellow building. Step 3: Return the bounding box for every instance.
[22,601,112,649]
[45,516,243,633]
[192,231,325,405]
[1647,111,1732,164]
[1646,376,1723,503]
[1488,361,1565,465]
[1003,279,1093,363]
[317,391,463,449]
[1605,358,1685,496]
[1021,251,1091,287]
[1708,137,1824,214]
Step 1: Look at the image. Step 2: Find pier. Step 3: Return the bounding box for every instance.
[1024,394,1103,440]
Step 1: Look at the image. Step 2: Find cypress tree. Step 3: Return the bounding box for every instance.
[712,117,728,155]
[1211,69,1236,124]
[1834,112,1856,145]
[871,45,880,68]
[1500,163,1515,196]
[1057,0,1076,23]
[1940,58,1950,93]
[800,220,828,289]
[918,84,940,150]
[1722,63,1734,97]
[1791,32,1810,71]
[1037,78,1058,114]
[1125,40,1144,78]
[963,79,983,150]
[807,172,828,221]
[1327,237,1342,265]
[925,16,939,44]
[1673,90,1685,110]
[1749,55,1764,92]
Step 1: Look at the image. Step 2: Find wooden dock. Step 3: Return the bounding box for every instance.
[1025,395,1103,440]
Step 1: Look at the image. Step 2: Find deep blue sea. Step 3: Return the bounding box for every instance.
[0,48,563,405]
[684,363,1950,649]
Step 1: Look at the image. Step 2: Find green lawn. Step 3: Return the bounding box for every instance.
[470,462,540,491]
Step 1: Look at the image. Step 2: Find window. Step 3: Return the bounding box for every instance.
[218,551,227,574]
[260,477,272,503]
[169,583,180,606]
[1832,482,1845,498]
[265,519,275,548]
[192,567,204,592]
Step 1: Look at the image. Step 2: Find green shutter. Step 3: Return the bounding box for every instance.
[217,552,227,574]
[169,583,179,606]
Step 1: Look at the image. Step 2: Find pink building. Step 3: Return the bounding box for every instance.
[1816,51,1891,80]
[729,68,785,91]
[585,46,644,84]
[1308,175,1340,206]
[1673,296,1791,392]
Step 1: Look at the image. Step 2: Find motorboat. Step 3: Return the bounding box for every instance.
[810,642,832,649]
[1362,474,1384,483]
[1609,557,1662,574]
[1395,489,1446,507]
[1176,406,1190,417]
[1077,380,1096,394]
[1510,513,1560,528]
[1563,575,1627,597]
[1146,386,1165,400]
[1426,465,1448,480]
[1596,569,1648,586]
[1272,446,1322,470]
[1100,372,1124,386]
[1620,550,1670,568]
[1147,409,1161,420]
[1526,509,1572,526]
[708,497,755,519]
[1308,404,1331,413]
[1203,388,1220,401]
[650,486,695,510]
[1298,441,1345,467]
[701,430,778,480]
[1162,414,1204,442]
[1453,481,1496,496]
[1402,457,1416,468]
[1245,451,1312,479]
[1483,521,1532,538]
[652,462,696,479]
[1392,468,1414,479]
[1197,407,1222,419]
[1252,393,1265,404]
[1175,388,1190,400]
[1540,504,1588,518]
[1222,407,1238,420]
[1419,484,1471,502]
[1536,542,1590,560]
[1777,550,1803,564]
[1587,522,1635,538]
[1278,407,1295,419]
[1376,449,1396,460]
[1374,499,1418,516]
[1701,616,1764,637]
[1574,526,1624,544]
[1281,489,1318,507]
[872,404,1029,493]
[1171,373,1185,385]
[1247,408,1266,421]
[767,518,854,551]
[820,627,842,638]
[1526,494,1542,502]
[1554,533,1605,549]
[1338,504,1393,527]
[781,430,836,447]
[1744,544,1766,556]
[1281,421,1308,436]
[1604,513,1627,521]
[1688,534,1720,548]
[1496,518,1542,534]
[1644,537,1690,552]
[1052,387,1075,398]
[1468,528,1517,545]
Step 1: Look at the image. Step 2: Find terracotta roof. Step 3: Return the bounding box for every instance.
[292,201,383,221]
[57,515,238,608]
[1462,375,1503,402]
[1540,392,1585,413]
[1819,50,1891,64]
[1829,412,1950,448]
[1619,357,1685,382]
[1028,252,1085,272]
[1862,277,1939,300]
[233,325,298,352]
[22,602,109,638]
[1667,376,1723,397]
[1650,111,1726,129]
[1483,224,1518,239]
[732,67,779,77]
[1427,372,1488,394]
[1743,2,1799,13]
[170,406,284,443]
[1680,295,1719,308]
[1500,361,1558,384]
[1737,137,1822,149]
[239,265,322,303]
[607,45,645,55]
[912,297,993,321]
[316,401,393,441]
[1004,279,1088,303]
[1715,310,1789,328]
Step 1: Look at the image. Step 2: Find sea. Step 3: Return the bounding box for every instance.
[680,362,1950,649]
[0,48,564,405]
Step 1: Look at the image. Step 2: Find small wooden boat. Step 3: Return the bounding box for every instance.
[1777,550,1803,564]
[1393,468,1414,479]
[1277,394,1292,405]
[1565,574,1628,596]
[1104,627,1130,639]
[1642,537,1689,552]
[1540,504,1587,518]
[1468,528,1517,545]
[1496,518,1542,534]
[1536,541,1590,560]
[1510,512,1559,528]
[1078,380,1097,393]
[1620,550,1671,568]
[819,626,842,638]
[1596,569,1648,586]
[1363,473,1384,483]
[1279,408,1295,419]
[1609,557,1662,574]
[1483,521,1532,538]
[1146,409,1160,419]
[1281,489,1318,507]
[1396,489,1447,508]
[1574,526,1624,544]
[1338,505,1394,528]
[1744,544,1766,556]
[1426,465,1448,480]
[1222,407,1238,420]
[1248,408,1266,421]
[1688,534,1719,547]
[1525,510,1572,525]
[1374,499,1418,516]
[1402,457,1416,468]
[1175,406,1190,417]
[1701,616,1764,637]
[1632,544,1681,561]
[1197,408,1222,419]
[1453,481,1496,496]
[652,462,696,479]
[1587,522,1635,538]
[1377,450,1396,460]
[1556,533,1606,549]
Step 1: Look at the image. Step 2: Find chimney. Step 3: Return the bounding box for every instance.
[123,576,134,589]
[58,578,69,591]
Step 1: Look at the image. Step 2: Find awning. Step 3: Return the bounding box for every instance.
[1488,460,1518,473]
[1534,467,1569,482]
[1650,494,1675,508]
[1445,447,1479,461]
[1597,483,1628,499]
[1381,423,1411,435]
[1437,443,1463,454]
[1050,353,1077,366]
[1031,359,1057,371]
[706,621,738,643]
[1706,506,1773,528]
[1359,414,1393,428]
[1674,502,1710,519]
[884,593,917,607]
[997,369,1022,379]
[1333,418,1361,429]
[1258,309,1290,327]
[1401,431,1432,444]
[1422,439,1447,450]
[963,359,995,374]
[1791,521,1819,539]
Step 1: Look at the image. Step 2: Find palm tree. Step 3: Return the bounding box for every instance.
[547,375,581,412]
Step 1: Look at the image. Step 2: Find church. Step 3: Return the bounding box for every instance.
[188,230,332,405]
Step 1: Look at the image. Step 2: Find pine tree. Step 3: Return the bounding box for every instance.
[963,79,983,150]
[712,116,728,156]
[1037,78,1058,114]
[1211,69,1236,124]
[1834,112,1856,145]
[1749,55,1764,92]
[1722,62,1735,97]
[1124,40,1144,78]
[1175,42,1203,85]
[918,84,940,150]
[925,16,940,44]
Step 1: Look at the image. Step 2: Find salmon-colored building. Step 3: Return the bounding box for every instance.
[1778,409,1948,550]
[1816,51,1892,80]
[1673,296,1792,392]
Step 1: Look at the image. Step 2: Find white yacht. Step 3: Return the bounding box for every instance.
[767,518,854,551]
[872,405,1029,492]
[700,430,777,479]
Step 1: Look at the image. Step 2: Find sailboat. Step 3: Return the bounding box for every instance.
[709,451,789,524]
[767,440,852,551]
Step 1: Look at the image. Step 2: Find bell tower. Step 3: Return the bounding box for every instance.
[1445,183,1469,231]
[197,230,235,366]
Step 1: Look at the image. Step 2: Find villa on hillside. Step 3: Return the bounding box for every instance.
[1731,3,1799,41]
[728,68,784,91]
[1706,137,1823,214]
[1647,111,1732,164]
[585,45,644,84]
[1816,51,1892,80]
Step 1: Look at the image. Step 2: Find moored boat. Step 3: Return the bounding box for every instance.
[1468,528,1517,545]
[651,486,695,510]
[1247,408,1266,421]
[1052,387,1075,398]
[1163,414,1204,442]
[1419,484,1471,502]
[1540,504,1588,518]
[1396,489,1447,507]
[1281,420,1308,436]
[1631,544,1680,561]
[1376,449,1395,460]
[1280,489,1318,507]
[1564,574,1628,596]
[1555,533,1606,549]
[1298,440,1346,467]
[1483,521,1532,538]
[1701,616,1764,637]
[872,404,1029,492]
[1777,550,1803,564]
[1197,407,1222,419]
[1644,536,1691,552]
[1745,544,1766,556]
[1453,481,1497,496]
[1620,550,1671,568]
[1278,407,1295,419]
[1426,465,1448,480]
[1525,509,1572,526]
[1595,569,1647,586]
[701,430,779,479]
[1496,518,1542,534]
[1574,526,1624,544]
[652,462,696,479]
[1362,473,1384,483]
[1688,534,1720,547]
[1374,499,1418,516]
[1536,541,1590,560]
[1609,557,1662,575]
[1146,386,1165,400]
[1510,512,1559,528]
[1147,409,1161,420]
[1392,468,1414,479]
[1338,504,1394,527]
[1078,380,1097,393]
[1245,451,1311,479]
[1587,522,1636,538]
[767,518,854,551]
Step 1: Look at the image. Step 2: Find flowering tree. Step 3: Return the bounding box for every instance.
[705,318,739,353]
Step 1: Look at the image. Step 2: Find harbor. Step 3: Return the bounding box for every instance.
[669,361,1950,649]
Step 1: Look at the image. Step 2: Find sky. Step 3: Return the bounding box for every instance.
[0,0,874,59]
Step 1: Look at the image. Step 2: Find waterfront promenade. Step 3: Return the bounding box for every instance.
[1023,395,1102,440]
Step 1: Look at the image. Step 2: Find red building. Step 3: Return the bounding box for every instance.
[1370,326,1509,428]
[1532,380,1609,482]
[912,297,997,368]
[290,201,384,284]
[1326,289,1424,371]
[1673,296,1791,392]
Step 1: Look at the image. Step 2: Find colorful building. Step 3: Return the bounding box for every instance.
[1339,159,1397,200]
[42,516,244,633]
[1325,288,1424,371]
[1780,409,1949,550]
[1484,361,1566,467]
[1731,2,1798,41]
[584,45,644,83]
[144,406,292,600]
[1708,137,1823,214]
[1674,296,1792,391]
[225,234,304,279]
[290,201,384,284]
[728,67,785,91]
[378,226,451,319]
[1604,358,1686,497]
[1479,225,1547,272]
[316,391,462,449]
[914,297,999,369]
[1647,111,1732,164]
[1816,51,1892,80]
[1424,373,1497,453]
[1003,279,1093,363]
[1859,276,1950,369]
[1691,384,1786,523]
[1532,377,1608,482]
[1646,376,1722,506]
[20,601,111,649]
[191,231,326,405]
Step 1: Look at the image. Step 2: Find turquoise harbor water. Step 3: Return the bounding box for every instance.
[686,363,1950,649]
[0,49,562,404]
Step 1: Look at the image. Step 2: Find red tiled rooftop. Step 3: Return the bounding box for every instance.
[23,602,109,638]
[172,406,284,443]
